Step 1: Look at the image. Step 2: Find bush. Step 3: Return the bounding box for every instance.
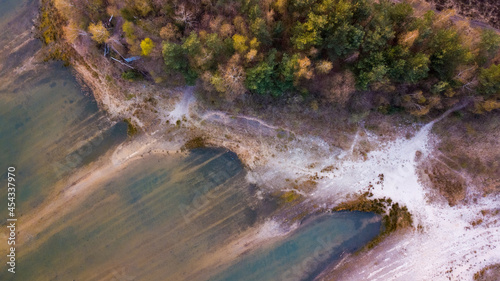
[121,70,143,81]
[479,64,500,97]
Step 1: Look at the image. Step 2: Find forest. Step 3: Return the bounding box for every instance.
[42,0,500,115]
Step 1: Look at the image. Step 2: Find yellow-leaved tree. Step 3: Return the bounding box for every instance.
[140,38,155,56]
[232,34,248,54]
[88,22,109,44]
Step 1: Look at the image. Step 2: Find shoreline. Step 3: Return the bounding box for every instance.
[66,35,500,279]
[2,0,498,278]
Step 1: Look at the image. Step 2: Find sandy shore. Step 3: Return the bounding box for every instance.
[66,44,500,279]
[4,12,496,277]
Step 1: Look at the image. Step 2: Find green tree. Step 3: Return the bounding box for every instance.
[122,21,136,40]
[355,52,388,89]
[250,18,271,46]
[130,0,152,17]
[477,29,500,65]
[386,46,430,83]
[479,64,500,97]
[290,0,318,14]
[388,1,414,34]
[246,62,277,95]
[182,32,202,57]
[326,23,364,57]
[428,28,468,80]
[84,0,105,22]
[361,9,395,53]
[278,54,299,92]
[163,42,186,72]
[245,51,283,96]
[291,12,326,50]
[205,33,225,56]
[403,53,430,83]
[162,41,198,84]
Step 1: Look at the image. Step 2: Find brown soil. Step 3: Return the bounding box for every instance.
[426,0,500,29]
[430,111,500,200]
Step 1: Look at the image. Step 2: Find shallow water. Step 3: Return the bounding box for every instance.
[0,0,28,23]
[4,149,262,281]
[211,212,381,281]
[0,65,127,221]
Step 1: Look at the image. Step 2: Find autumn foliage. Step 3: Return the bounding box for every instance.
[47,0,500,114]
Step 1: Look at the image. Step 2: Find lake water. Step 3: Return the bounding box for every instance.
[211,212,380,281]
[0,3,381,280]
[0,64,128,221]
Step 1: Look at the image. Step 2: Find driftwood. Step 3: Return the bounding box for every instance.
[110,57,134,69]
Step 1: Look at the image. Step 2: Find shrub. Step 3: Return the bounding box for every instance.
[121,70,143,81]
[479,64,500,97]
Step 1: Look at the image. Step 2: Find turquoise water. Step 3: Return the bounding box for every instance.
[211,212,381,281]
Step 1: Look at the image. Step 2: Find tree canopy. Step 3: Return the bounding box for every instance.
[52,0,500,115]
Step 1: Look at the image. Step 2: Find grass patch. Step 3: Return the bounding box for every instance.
[281,190,301,203]
[181,136,206,151]
[123,118,138,136]
[333,191,413,249]
[271,190,303,207]
[121,70,143,81]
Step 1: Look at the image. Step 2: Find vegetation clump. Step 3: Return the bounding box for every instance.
[181,136,206,151]
[333,190,413,249]
[271,190,304,206]
[121,70,143,81]
[140,38,155,56]
[281,190,302,203]
[123,118,138,136]
[37,0,75,65]
[474,263,500,281]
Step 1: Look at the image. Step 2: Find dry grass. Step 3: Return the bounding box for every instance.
[421,159,466,205]
[430,110,500,199]
[474,263,500,281]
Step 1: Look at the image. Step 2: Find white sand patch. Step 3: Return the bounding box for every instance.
[255,219,300,240]
[333,197,499,281]
[166,86,195,123]
[241,105,499,280]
